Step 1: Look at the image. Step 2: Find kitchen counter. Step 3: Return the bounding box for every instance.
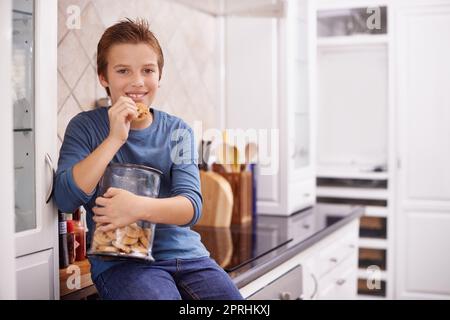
[193,203,364,289]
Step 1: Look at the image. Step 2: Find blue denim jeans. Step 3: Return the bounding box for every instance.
[93,256,244,300]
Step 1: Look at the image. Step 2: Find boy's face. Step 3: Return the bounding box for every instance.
[99,43,160,106]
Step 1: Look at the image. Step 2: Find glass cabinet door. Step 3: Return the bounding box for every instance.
[12,0,35,233]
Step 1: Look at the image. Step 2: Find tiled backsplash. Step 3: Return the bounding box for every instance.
[57,0,220,150]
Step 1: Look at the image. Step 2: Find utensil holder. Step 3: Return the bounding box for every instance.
[212,164,253,225]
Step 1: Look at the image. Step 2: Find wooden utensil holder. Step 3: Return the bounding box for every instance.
[212,165,253,225]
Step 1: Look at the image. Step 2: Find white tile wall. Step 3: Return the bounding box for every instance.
[57,0,220,150]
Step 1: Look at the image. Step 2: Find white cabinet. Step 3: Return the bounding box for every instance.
[304,219,359,300]
[225,0,316,215]
[240,219,359,300]
[317,256,357,300]
[0,0,17,299]
[16,249,55,300]
[395,0,450,299]
[12,0,58,299]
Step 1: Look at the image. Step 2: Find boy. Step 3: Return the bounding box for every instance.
[55,18,243,300]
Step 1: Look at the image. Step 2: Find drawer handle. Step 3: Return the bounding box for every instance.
[279,292,291,300]
[336,279,346,286]
[330,257,338,264]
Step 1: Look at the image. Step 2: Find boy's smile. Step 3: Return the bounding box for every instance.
[99,43,160,107]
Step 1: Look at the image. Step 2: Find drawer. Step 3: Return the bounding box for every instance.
[316,231,358,279]
[317,253,358,300]
[248,265,303,300]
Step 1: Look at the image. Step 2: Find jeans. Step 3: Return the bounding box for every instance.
[93,256,244,300]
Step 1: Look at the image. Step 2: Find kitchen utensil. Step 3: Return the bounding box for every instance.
[245,142,258,165]
[215,142,237,173]
[198,140,212,171]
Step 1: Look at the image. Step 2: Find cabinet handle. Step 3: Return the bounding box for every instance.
[330,257,338,264]
[279,292,291,300]
[336,279,346,286]
[45,153,55,203]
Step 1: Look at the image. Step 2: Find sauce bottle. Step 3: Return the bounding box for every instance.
[66,219,76,264]
[73,208,86,261]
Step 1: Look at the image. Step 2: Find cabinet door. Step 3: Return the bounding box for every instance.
[396,1,450,299]
[0,0,17,299]
[16,249,55,299]
[286,0,315,178]
[14,0,58,259]
[301,256,319,300]
[399,211,450,297]
[225,16,287,214]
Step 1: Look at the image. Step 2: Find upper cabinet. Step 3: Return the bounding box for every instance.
[173,0,281,16]
[225,0,316,215]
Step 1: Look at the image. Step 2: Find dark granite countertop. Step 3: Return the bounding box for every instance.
[193,203,364,288]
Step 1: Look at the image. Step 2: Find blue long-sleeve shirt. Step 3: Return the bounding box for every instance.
[54,107,209,280]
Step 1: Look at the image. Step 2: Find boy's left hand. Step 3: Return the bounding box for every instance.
[93,187,142,232]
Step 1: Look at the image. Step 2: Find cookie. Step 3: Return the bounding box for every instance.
[139,235,149,248]
[131,243,147,254]
[125,223,143,238]
[122,235,139,245]
[94,230,112,245]
[97,245,118,253]
[106,230,116,240]
[136,103,150,120]
[112,240,131,253]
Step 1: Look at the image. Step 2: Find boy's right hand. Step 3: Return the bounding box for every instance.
[107,96,138,145]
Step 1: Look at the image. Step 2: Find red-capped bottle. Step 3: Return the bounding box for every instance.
[73,208,86,261]
[66,220,76,264]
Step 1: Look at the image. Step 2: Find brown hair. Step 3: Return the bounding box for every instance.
[97,18,164,96]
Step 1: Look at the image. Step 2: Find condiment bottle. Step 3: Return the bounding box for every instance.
[73,208,86,261]
[58,212,69,268]
[66,220,76,264]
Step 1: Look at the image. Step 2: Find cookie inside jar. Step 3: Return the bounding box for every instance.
[90,221,155,262]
